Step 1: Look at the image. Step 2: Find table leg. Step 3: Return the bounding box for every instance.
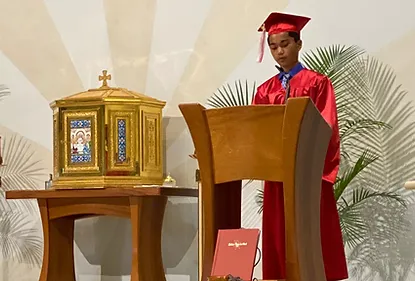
[38,199,76,281]
[130,196,168,281]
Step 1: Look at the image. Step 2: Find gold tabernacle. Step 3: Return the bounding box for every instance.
[50,70,166,189]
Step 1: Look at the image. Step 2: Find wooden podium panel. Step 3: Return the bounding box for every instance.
[6,187,198,281]
[180,97,332,281]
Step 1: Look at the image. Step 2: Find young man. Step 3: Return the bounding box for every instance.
[253,12,348,281]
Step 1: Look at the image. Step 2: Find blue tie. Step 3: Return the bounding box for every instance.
[281,73,291,89]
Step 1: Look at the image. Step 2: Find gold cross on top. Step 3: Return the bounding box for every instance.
[99,70,112,88]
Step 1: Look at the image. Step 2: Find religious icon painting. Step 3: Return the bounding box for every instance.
[70,119,92,163]
[106,107,137,173]
[61,108,102,175]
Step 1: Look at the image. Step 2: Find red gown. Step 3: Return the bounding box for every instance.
[253,68,348,280]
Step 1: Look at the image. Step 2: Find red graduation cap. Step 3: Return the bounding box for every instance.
[257,12,311,63]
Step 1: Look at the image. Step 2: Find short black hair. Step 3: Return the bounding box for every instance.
[267,31,301,45]
[288,32,300,42]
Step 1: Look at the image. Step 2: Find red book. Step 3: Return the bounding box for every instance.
[211,228,260,281]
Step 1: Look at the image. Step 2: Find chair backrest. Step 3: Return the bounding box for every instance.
[179,97,332,281]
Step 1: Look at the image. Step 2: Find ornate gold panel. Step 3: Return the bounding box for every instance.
[140,106,163,179]
[61,108,102,175]
[53,111,60,177]
[107,106,138,173]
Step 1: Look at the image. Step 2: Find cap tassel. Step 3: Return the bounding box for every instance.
[256,24,266,63]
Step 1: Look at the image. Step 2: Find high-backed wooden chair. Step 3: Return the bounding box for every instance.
[179,97,332,281]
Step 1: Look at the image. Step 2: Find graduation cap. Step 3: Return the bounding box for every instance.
[257,12,311,63]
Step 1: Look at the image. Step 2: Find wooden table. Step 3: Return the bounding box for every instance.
[6,187,198,281]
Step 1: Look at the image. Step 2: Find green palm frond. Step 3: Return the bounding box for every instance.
[0,134,46,214]
[339,119,391,163]
[302,45,367,121]
[0,85,10,101]
[334,150,378,200]
[340,119,391,141]
[339,187,407,249]
[345,191,411,281]
[338,197,368,249]
[0,211,43,266]
[207,80,256,108]
[335,55,415,279]
[301,45,364,78]
[351,57,415,197]
[348,224,415,281]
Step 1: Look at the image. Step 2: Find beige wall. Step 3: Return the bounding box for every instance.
[0,0,414,280]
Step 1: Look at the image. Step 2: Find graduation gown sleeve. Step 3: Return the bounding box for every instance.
[312,76,341,184]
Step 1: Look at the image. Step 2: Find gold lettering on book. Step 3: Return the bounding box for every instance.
[227,240,247,249]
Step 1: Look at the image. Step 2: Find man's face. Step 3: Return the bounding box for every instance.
[268,32,302,71]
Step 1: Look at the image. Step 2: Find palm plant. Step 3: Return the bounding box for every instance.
[0,211,43,265]
[0,134,46,214]
[0,85,10,101]
[206,44,415,280]
[0,89,44,276]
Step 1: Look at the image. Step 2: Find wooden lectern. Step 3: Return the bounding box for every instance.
[179,97,332,281]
